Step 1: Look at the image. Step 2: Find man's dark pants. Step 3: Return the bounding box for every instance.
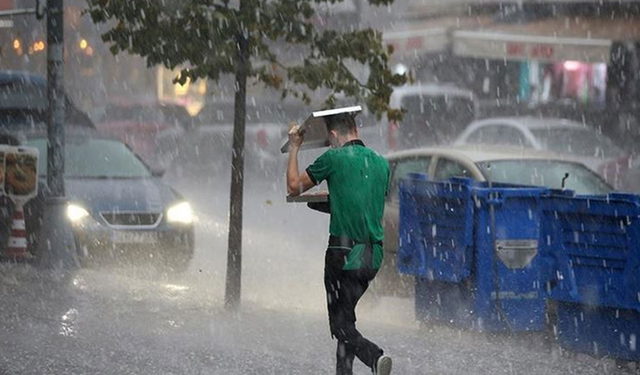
[325,247,383,375]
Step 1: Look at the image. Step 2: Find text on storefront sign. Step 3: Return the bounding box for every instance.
[507,43,554,59]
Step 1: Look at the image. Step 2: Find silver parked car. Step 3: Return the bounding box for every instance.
[373,144,613,298]
[453,117,632,189]
[359,83,479,154]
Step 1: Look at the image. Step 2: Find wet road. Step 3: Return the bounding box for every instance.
[0,165,631,374]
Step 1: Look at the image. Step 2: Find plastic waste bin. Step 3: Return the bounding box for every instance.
[542,192,640,360]
[399,176,552,332]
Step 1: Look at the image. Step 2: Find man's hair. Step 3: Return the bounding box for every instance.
[325,113,357,136]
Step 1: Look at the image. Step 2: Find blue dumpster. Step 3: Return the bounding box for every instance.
[556,302,640,361]
[542,192,640,360]
[399,176,553,332]
[397,174,474,283]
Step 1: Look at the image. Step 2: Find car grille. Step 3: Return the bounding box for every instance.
[100,212,162,227]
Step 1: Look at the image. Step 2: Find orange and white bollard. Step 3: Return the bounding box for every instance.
[4,202,31,259]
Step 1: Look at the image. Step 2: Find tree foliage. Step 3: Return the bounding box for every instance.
[86,0,407,119]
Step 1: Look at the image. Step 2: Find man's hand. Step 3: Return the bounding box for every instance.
[288,122,305,149]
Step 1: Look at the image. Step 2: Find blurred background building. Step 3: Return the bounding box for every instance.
[1,0,639,142]
[384,0,640,108]
[380,0,640,145]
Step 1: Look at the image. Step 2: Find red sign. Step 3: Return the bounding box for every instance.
[0,0,13,11]
[507,42,555,59]
[530,44,554,59]
[506,43,525,56]
[406,36,424,50]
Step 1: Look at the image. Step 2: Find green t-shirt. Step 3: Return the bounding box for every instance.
[306,140,390,270]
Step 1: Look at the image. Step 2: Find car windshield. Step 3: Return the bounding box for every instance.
[476,159,613,195]
[27,137,152,178]
[530,128,625,159]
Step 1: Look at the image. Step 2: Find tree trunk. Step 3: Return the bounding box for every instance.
[224,30,249,311]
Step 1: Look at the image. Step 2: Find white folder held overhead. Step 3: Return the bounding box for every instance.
[280,105,362,153]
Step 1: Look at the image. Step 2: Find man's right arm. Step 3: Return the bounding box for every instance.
[286,126,316,196]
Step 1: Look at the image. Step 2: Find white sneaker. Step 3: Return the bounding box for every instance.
[375,355,392,375]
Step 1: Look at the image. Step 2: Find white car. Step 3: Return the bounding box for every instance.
[359,83,479,154]
[453,117,632,189]
[374,144,613,298]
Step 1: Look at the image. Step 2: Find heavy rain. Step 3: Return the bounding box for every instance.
[1,0,640,374]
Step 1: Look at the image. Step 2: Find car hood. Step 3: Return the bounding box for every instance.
[65,177,180,213]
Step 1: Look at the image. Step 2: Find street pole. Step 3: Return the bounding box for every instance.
[46,0,64,195]
[37,0,78,272]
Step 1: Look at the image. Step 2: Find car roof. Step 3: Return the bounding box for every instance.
[474,116,587,131]
[3,126,118,144]
[391,83,475,99]
[0,70,47,86]
[0,70,95,129]
[386,144,579,163]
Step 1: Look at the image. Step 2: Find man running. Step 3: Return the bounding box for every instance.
[286,112,392,375]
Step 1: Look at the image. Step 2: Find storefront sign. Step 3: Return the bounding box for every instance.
[506,43,555,59]
[0,0,13,10]
[452,30,612,63]
[384,28,448,62]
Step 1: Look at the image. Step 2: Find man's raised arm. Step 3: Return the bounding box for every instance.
[286,124,315,196]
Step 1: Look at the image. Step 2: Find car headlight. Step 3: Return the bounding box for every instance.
[167,202,194,224]
[67,204,90,223]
